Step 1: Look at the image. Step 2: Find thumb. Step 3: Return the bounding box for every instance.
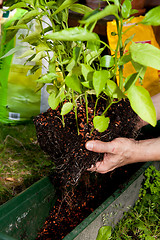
[85,140,115,153]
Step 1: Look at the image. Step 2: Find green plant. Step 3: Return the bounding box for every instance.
[101,166,160,239]
[2,0,160,133]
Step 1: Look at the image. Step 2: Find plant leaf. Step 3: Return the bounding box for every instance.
[31,51,46,62]
[61,102,73,115]
[44,27,99,42]
[100,55,115,68]
[127,85,156,127]
[7,2,29,11]
[129,42,160,70]
[81,64,94,81]
[37,73,58,83]
[53,0,78,15]
[121,0,132,19]
[124,73,139,91]
[93,70,110,97]
[0,46,25,59]
[22,32,41,44]
[18,10,40,25]
[27,65,41,76]
[65,75,82,93]
[80,5,119,24]
[141,6,160,26]
[96,226,112,240]
[93,116,110,133]
[106,79,125,98]
[48,92,60,110]
[70,3,93,14]
[118,53,132,66]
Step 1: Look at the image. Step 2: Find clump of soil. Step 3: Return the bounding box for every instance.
[34,98,140,240]
[34,98,138,187]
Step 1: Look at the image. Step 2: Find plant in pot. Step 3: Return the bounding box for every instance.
[2,0,160,188]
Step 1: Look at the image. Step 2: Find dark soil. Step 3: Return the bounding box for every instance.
[34,98,141,240]
[34,98,139,187]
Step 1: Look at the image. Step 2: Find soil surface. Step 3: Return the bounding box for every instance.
[34,98,141,240]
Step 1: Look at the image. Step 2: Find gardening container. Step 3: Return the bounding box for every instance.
[0,161,159,240]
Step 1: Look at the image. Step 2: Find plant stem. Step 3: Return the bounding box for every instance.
[85,92,89,124]
[72,90,79,135]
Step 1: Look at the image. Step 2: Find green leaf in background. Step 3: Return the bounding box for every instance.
[141,6,160,26]
[105,79,125,98]
[129,42,160,70]
[44,27,99,42]
[70,3,93,14]
[22,32,41,45]
[27,64,41,76]
[7,2,29,11]
[53,0,78,15]
[18,10,40,25]
[80,5,119,24]
[100,55,115,68]
[81,64,94,81]
[61,102,73,115]
[131,61,147,80]
[31,51,46,62]
[65,75,82,93]
[8,24,29,30]
[0,46,25,59]
[37,73,58,83]
[93,70,110,97]
[48,92,60,110]
[121,0,132,19]
[127,85,156,127]
[93,116,110,133]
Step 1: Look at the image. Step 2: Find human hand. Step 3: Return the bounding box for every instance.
[85,138,138,174]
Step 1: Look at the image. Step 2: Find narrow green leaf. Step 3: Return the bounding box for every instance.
[105,79,125,98]
[18,49,35,59]
[8,24,29,30]
[93,116,110,132]
[73,47,81,62]
[31,51,46,62]
[61,102,73,115]
[121,0,132,19]
[127,85,156,127]
[37,73,58,83]
[0,46,25,59]
[44,27,99,42]
[7,2,28,11]
[65,75,82,93]
[48,92,60,110]
[80,5,119,24]
[131,61,147,79]
[100,55,115,68]
[96,226,112,240]
[93,70,110,97]
[18,10,40,25]
[141,6,160,26]
[130,42,160,70]
[36,43,51,52]
[53,0,77,15]
[70,3,93,14]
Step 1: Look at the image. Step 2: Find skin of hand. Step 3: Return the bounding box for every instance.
[86,137,160,174]
[86,93,160,174]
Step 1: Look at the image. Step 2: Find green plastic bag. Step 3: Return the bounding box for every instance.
[0,8,44,124]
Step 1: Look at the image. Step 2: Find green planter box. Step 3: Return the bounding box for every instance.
[0,161,159,240]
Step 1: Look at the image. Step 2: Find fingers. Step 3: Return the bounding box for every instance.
[85,140,115,154]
